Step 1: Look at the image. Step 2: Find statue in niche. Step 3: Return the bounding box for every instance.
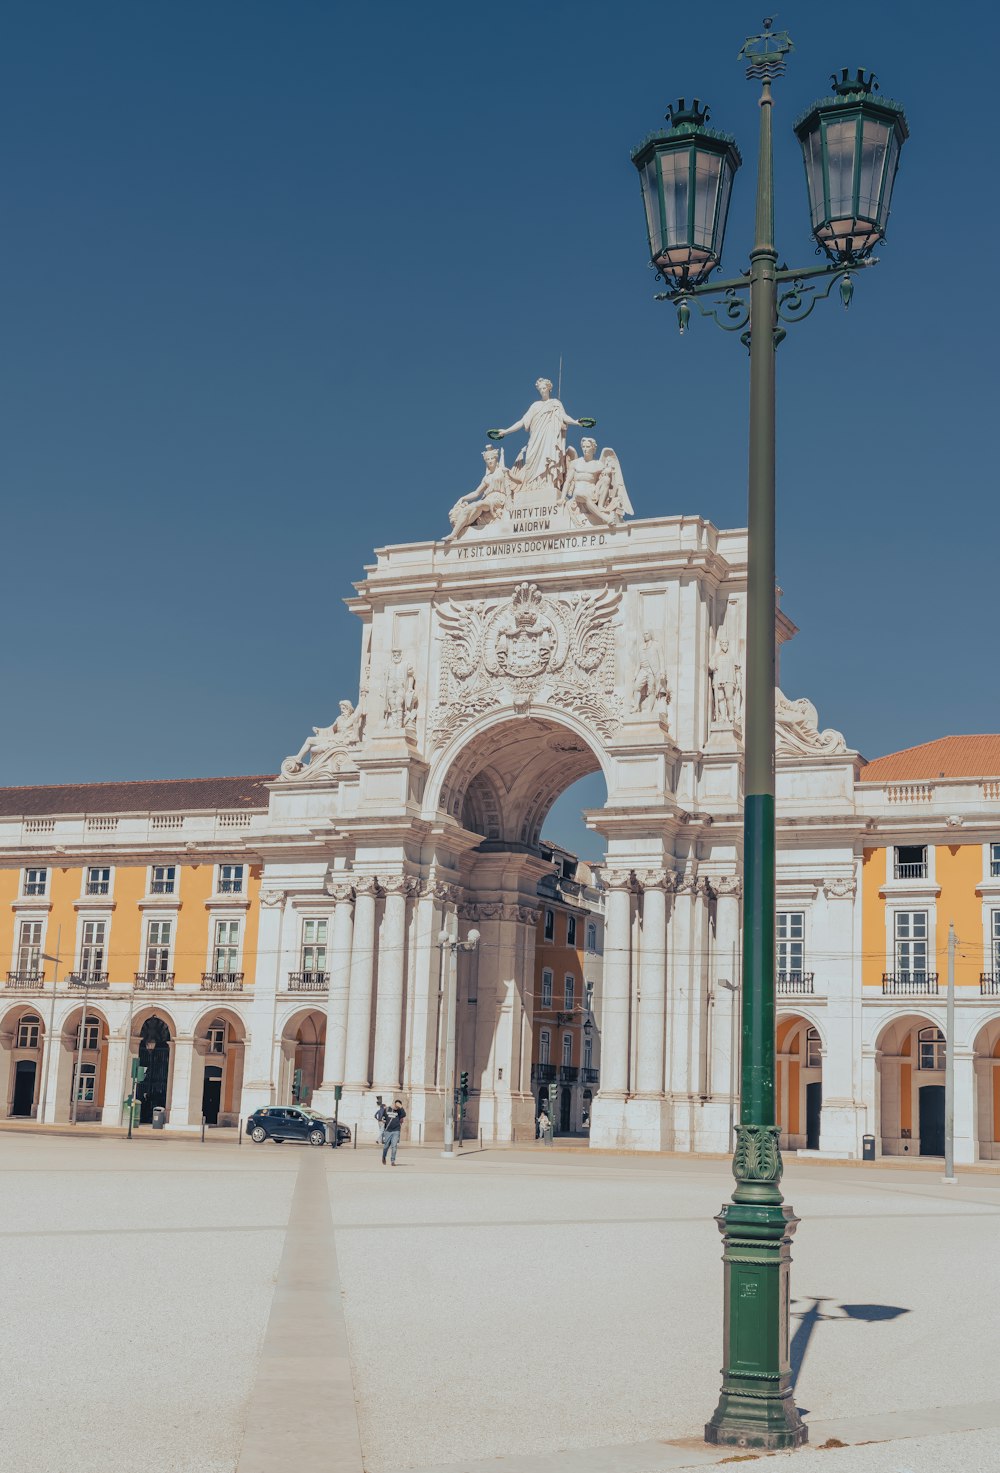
[383,649,409,726]
[564,438,633,527]
[446,446,514,541]
[280,700,363,779]
[631,631,670,716]
[487,376,595,496]
[709,634,742,727]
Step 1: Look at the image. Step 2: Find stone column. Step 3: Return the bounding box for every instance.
[343,877,380,1089]
[241,889,286,1115]
[372,876,412,1090]
[101,1030,130,1126]
[168,1034,195,1126]
[710,878,742,1100]
[954,1047,976,1165]
[635,872,671,1096]
[597,872,634,1096]
[320,883,355,1089]
[817,876,865,1155]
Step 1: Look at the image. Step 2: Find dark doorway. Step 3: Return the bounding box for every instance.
[560,1087,571,1133]
[12,1060,36,1116]
[806,1081,822,1151]
[202,1066,222,1126]
[918,1085,945,1157]
[137,1017,172,1123]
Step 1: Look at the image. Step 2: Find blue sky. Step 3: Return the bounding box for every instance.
[2,2,995,861]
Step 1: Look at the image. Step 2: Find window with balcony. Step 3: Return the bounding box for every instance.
[219,864,244,895]
[562,1033,573,1066]
[213,919,241,973]
[993,910,1000,972]
[539,1030,551,1065]
[86,867,111,896]
[17,921,42,975]
[918,1026,945,1070]
[894,845,927,881]
[80,920,106,977]
[23,868,47,898]
[564,975,575,1011]
[150,865,176,895]
[805,1027,822,1068]
[567,915,577,946]
[17,1016,41,1048]
[145,920,172,975]
[586,921,598,952]
[991,844,1000,879]
[541,969,553,1008]
[543,908,554,941]
[776,912,805,977]
[894,910,928,978]
[301,919,328,976]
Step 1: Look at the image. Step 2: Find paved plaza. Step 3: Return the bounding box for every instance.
[1,1131,998,1473]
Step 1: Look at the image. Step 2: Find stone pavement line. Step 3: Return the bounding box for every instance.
[400,1398,1000,1473]
[236,1150,365,1473]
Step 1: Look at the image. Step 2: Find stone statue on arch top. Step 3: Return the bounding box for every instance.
[446,445,515,542]
[564,438,633,528]
[280,700,363,780]
[488,376,595,497]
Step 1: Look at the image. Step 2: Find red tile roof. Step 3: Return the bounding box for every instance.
[859,736,1000,784]
[0,775,275,818]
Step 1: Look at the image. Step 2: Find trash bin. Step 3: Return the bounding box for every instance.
[151,1106,167,1131]
[862,1133,876,1161]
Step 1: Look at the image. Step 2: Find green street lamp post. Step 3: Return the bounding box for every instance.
[632,22,907,1452]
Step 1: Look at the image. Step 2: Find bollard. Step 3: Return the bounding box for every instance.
[353,1126,357,1150]
[480,1128,483,1150]
[418,1122,423,1144]
[238,1118,243,1146]
[201,1114,206,1143]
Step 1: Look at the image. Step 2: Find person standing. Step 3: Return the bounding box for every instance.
[379,1098,406,1166]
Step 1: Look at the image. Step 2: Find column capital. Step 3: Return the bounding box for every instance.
[259,889,285,909]
[420,879,462,905]
[599,868,635,893]
[709,875,743,899]
[381,874,416,898]
[823,876,856,899]
[637,868,677,893]
[324,880,355,904]
[352,875,381,899]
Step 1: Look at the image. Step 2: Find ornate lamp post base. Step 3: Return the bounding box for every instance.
[704,1125,807,1450]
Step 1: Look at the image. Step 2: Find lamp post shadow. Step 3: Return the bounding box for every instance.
[790,1297,911,1397]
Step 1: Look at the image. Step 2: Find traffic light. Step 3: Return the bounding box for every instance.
[292,1068,303,1103]
[459,1071,469,1102]
[131,1059,147,1084]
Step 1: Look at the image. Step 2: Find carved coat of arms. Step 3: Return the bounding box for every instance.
[431,582,623,747]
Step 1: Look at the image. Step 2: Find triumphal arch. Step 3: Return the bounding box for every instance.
[242,376,857,1152]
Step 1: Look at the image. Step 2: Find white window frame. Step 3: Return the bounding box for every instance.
[561,1032,573,1067]
[992,909,1000,974]
[78,918,109,977]
[209,916,243,977]
[586,921,598,953]
[23,867,48,898]
[566,914,577,947]
[894,910,929,978]
[301,918,328,976]
[217,863,245,896]
[206,1022,227,1055]
[80,1015,101,1051]
[805,1027,822,1068]
[776,912,805,976]
[17,1015,41,1049]
[84,866,112,898]
[583,1032,593,1070]
[144,917,174,976]
[541,969,553,1008]
[991,843,1000,879]
[539,1030,551,1065]
[564,974,575,1011]
[149,864,177,896]
[543,908,554,941]
[917,1026,945,1071]
[74,1063,97,1103]
[15,920,44,976]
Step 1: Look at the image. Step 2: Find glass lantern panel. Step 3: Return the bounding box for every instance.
[641,156,663,256]
[825,118,858,220]
[858,118,890,221]
[803,126,825,227]
[659,150,690,248]
[877,129,901,231]
[715,156,734,247]
[692,151,722,249]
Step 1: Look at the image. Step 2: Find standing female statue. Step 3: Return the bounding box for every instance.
[488,377,595,496]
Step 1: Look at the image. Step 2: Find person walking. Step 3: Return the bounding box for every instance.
[378,1098,406,1166]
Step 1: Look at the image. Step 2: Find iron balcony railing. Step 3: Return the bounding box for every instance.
[893,861,927,880]
[581,1067,600,1084]
[992,859,1000,878]
[531,1063,557,1083]
[560,1065,579,1082]
[218,880,244,895]
[288,971,330,992]
[68,971,109,988]
[881,972,939,995]
[776,972,815,995]
[6,970,43,988]
[134,972,175,990]
[201,972,244,991]
[981,973,1000,996]
[150,880,176,895]
[85,880,111,895]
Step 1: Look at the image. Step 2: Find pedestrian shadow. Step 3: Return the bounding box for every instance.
[790,1297,910,1389]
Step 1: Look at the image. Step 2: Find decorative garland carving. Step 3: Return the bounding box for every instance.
[824,876,856,899]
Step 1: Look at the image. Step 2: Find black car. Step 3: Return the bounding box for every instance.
[246,1106,351,1147]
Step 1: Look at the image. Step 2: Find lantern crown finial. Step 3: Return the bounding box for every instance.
[831,67,878,97]
[666,99,711,129]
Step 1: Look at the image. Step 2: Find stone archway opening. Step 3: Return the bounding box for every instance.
[776,1015,823,1152]
[60,1007,110,1123]
[1,1005,46,1119]
[973,1016,1000,1162]
[280,1010,327,1107]
[876,1013,943,1159]
[433,712,610,1145]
